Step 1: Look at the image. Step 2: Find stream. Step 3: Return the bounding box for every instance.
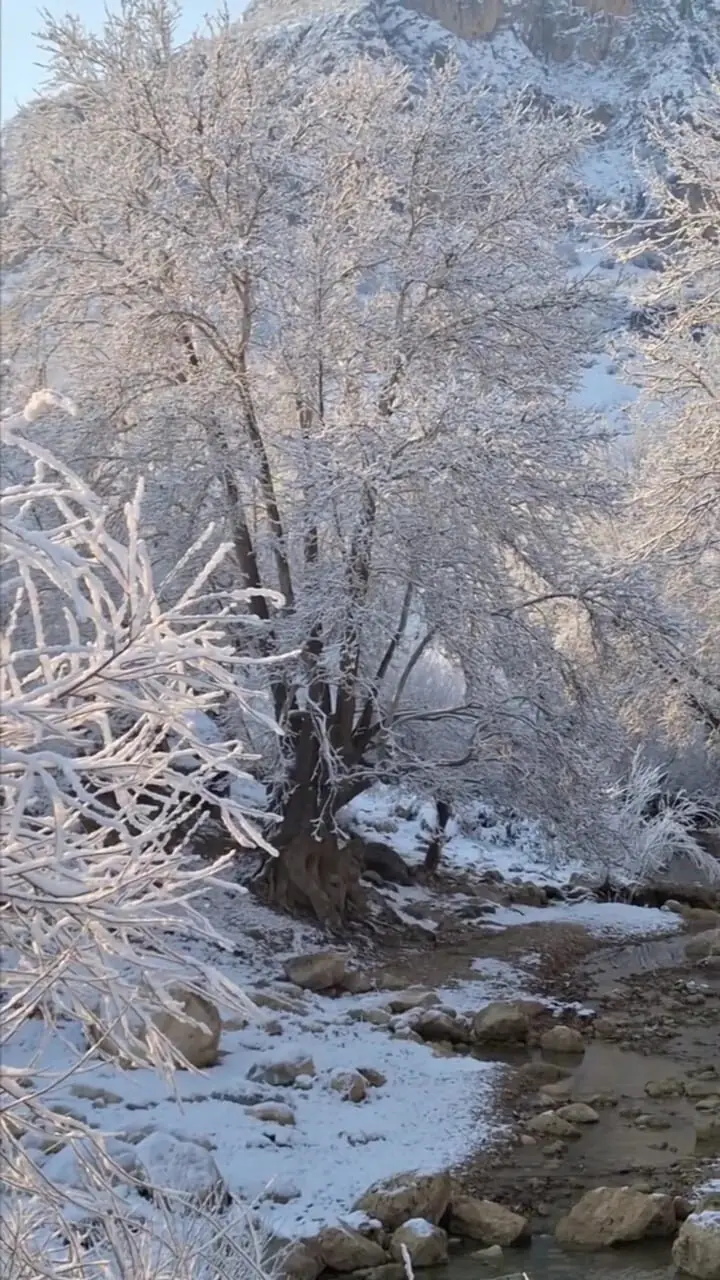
[418,918,720,1276]
[440,1235,673,1278]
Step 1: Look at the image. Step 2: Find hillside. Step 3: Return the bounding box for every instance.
[240,0,719,203]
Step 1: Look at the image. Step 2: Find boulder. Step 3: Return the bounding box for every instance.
[695,1116,720,1144]
[358,840,415,886]
[331,1071,368,1103]
[686,930,720,961]
[555,1187,676,1249]
[556,1103,599,1125]
[472,1002,529,1045]
[284,951,348,992]
[245,1102,296,1126]
[687,1078,720,1100]
[672,1211,720,1279]
[358,1067,387,1088]
[472,1244,504,1263]
[281,1242,323,1280]
[541,1025,585,1054]
[343,970,375,995]
[248,1057,316,1086]
[354,1171,452,1230]
[526,1110,581,1139]
[151,987,221,1069]
[645,1078,685,1099]
[316,1226,387,1273]
[448,1196,529,1246]
[388,990,440,1014]
[88,985,221,1070]
[389,1219,448,1268]
[514,1061,572,1091]
[350,1009,391,1027]
[248,988,307,1015]
[134,1132,226,1207]
[412,1010,470,1045]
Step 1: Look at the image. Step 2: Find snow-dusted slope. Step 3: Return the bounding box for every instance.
[241,0,719,205]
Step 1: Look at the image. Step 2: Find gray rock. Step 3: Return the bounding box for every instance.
[695,1115,720,1144]
[248,1057,316,1086]
[449,1196,529,1245]
[388,990,440,1014]
[645,1077,685,1098]
[526,1110,581,1139]
[412,1009,471,1045]
[134,1132,226,1206]
[556,1187,676,1248]
[284,951,348,992]
[672,1210,720,1279]
[349,1008,391,1027]
[331,1071,368,1103]
[280,1242,323,1280]
[390,1219,448,1267]
[472,1002,529,1045]
[556,1102,599,1125]
[316,1226,387,1273]
[540,1025,585,1054]
[472,1243,504,1263]
[358,1067,387,1088]
[245,1102,296,1126]
[354,1171,451,1230]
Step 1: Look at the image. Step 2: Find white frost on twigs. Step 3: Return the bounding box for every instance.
[0,422,285,1093]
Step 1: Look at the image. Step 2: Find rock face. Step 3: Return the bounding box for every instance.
[316,1226,387,1272]
[672,1211,720,1279]
[449,1196,529,1245]
[556,1187,677,1249]
[88,985,222,1070]
[354,1171,452,1230]
[389,1219,448,1267]
[284,951,348,991]
[472,1002,529,1044]
[540,1025,585,1054]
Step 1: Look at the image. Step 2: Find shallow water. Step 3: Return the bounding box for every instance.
[441,1235,673,1279]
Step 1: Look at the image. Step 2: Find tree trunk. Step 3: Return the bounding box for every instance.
[256,707,378,927]
[423,797,452,873]
[260,833,366,930]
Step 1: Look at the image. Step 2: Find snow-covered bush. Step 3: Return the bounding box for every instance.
[0,415,280,1277]
[610,753,719,885]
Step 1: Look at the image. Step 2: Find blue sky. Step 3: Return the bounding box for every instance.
[1,1,247,121]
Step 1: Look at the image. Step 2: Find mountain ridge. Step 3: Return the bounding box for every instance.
[239,0,719,204]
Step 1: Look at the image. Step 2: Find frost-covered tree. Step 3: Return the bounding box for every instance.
[617,89,720,796]
[2,2,671,916]
[0,413,281,1277]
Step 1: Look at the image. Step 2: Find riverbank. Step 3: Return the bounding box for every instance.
[8,837,719,1271]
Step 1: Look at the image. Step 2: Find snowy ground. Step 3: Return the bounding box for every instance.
[7,853,688,1243]
[342,783,591,885]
